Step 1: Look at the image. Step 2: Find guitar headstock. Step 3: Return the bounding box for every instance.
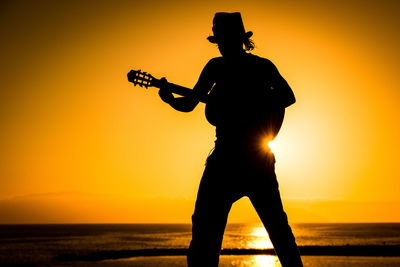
[127,69,155,89]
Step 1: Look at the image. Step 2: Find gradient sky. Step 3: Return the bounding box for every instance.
[0,0,399,223]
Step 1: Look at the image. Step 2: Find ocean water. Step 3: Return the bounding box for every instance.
[0,223,400,266]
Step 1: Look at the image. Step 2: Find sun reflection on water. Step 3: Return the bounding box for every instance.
[230,255,281,267]
[245,226,274,249]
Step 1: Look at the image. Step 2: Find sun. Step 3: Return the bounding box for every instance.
[267,140,276,153]
[261,136,276,153]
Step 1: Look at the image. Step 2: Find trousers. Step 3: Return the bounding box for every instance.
[187,143,303,267]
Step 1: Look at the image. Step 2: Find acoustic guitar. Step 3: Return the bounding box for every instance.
[127,69,284,138]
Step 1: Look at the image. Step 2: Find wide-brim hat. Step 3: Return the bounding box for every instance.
[207,12,253,43]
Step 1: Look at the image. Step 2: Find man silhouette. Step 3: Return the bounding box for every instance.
[158,12,303,267]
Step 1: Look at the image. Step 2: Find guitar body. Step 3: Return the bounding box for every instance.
[205,84,285,139]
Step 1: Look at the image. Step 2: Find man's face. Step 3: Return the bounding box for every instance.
[217,37,243,57]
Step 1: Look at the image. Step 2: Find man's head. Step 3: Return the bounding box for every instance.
[207,12,254,56]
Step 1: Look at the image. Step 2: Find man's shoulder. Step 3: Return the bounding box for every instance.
[202,57,223,73]
[207,56,223,65]
[248,53,275,68]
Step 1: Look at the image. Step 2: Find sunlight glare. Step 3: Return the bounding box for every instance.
[261,136,275,153]
[268,140,276,153]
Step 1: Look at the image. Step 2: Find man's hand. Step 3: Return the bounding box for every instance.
[158,77,174,104]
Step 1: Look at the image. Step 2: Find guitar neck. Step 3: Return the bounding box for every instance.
[152,78,207,103]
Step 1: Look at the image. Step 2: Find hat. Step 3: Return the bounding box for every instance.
[207,12,253,43]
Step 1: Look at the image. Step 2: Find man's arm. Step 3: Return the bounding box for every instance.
[268,61,296,108]
[159,59,216,112]
[255,60,295,139]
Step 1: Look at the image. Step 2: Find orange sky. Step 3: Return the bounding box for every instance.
[0,0,399,223]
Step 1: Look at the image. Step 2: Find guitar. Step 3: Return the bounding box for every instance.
[127,69,284,138]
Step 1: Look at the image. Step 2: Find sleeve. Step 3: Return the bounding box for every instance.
[192,58,217,98]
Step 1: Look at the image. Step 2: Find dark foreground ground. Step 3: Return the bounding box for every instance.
[54,245,400,261]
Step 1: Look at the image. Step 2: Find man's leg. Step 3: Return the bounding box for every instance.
[249,171,303,267]
[187,154,233,267]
